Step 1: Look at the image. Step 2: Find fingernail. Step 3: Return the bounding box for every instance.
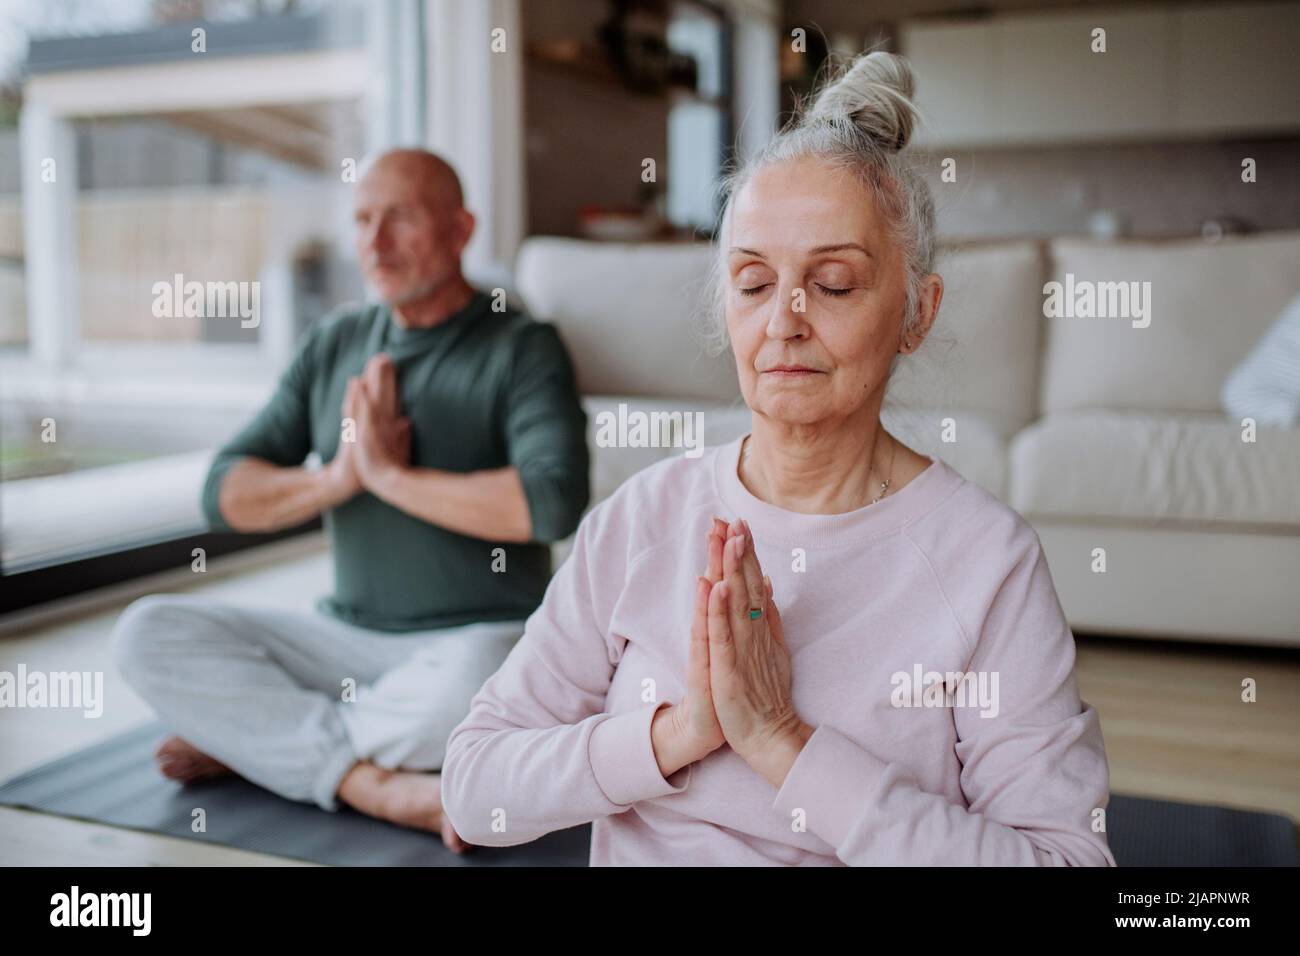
[764,574,772,596]
[734,534,745,558]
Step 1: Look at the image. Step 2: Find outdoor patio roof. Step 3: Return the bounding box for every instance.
[21,10,369,117]
[24,10,363,75]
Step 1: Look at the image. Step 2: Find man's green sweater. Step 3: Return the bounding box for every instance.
[201,290,590,632]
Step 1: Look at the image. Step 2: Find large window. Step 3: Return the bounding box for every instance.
[0,0,376,584]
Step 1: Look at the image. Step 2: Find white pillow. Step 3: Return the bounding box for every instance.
[1221,292,1300,427]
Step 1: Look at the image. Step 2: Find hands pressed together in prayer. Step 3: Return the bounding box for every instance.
[652,518,815,790]
[313,350,533,542]
[325,353,412,500]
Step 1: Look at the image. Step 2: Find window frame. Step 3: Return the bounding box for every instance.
[1,9,385,616]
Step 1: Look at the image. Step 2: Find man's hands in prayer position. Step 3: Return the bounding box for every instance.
[217,353,408,532]
[220,349,533,541]
[334,353,412,495]
[334,352,535,542]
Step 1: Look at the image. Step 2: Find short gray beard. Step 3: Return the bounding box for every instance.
[375,273,446,309]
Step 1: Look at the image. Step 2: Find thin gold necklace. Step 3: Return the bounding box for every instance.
[740,431,898,506]
[873,430,898,503]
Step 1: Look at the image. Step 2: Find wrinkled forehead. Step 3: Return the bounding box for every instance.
[726,157,887,253]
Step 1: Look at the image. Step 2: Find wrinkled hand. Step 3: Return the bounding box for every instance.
[349,353,412,488]
[669,517,731,762]
[706,519,805,767]
[326,385,363,503]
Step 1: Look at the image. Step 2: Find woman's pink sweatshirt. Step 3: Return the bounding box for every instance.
[442,435,1116,866]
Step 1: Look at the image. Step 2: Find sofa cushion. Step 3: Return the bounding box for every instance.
[554,396,748,569]
[581,396,750,504]
[1041,232,1300,415]
[1009,410,1300,528]
[882,404,1008,500]
[517,238,739,402]
[887,240,1045,436]
[1221,291,1300,427]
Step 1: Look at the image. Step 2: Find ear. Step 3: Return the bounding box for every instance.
[452,208,476,255]
[900,273,943,354]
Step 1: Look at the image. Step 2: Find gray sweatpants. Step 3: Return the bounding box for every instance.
[110,594,525,812]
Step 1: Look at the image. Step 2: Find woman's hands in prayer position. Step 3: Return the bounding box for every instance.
[652,518,814,789]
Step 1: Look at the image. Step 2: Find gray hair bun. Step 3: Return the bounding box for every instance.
[806,51,918,152]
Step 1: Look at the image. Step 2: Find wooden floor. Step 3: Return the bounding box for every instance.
[0,537,331,867]
[1,538,1297,866]
[1075,636,1300,821]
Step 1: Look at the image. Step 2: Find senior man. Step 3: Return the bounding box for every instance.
[112,149,589,851]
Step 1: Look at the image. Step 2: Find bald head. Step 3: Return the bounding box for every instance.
[353,148,475,309]
[360,148,464,212]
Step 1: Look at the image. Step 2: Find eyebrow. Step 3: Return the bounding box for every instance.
[728,243,872,258]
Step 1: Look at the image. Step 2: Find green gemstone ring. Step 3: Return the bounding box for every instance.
[749,608,763,620]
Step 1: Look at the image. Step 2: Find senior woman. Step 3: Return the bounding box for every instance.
[441,51,1115,867]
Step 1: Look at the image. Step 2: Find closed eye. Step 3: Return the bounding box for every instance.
[816,283,852,297]
[738,284,771,297]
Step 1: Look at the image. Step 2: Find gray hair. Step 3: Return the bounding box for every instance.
[700,51,936,356]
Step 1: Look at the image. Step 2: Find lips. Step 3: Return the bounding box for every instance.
[762,365,823,375]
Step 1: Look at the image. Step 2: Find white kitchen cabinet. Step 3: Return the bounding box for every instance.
[903,1,1300,148]
[899,19,997,146]
[1174,2,1300,135]
[993,9,1173,143]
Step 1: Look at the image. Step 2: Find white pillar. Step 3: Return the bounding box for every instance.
[364,0,426,151]
[257,261,295,371]
[728,0,781,163]
[19,102,79,370]
[425,0,525,289]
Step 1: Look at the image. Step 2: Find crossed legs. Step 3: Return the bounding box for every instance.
[111,595,524,852]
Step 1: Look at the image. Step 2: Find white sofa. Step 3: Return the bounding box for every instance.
[515,232,1300,648]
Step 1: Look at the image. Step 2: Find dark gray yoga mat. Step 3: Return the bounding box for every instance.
[1,721,1295,866]
[0,722,590,866]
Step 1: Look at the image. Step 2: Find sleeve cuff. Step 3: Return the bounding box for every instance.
[771,724,887,850]
[517,464,586,544]
[200,453,244,532]
[588,701,690,807]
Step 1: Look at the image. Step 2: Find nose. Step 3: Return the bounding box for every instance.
[358,217,389,257]
[766,279,811,340]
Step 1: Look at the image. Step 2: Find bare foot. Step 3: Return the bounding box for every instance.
[154,735,232,783]
[441,812,469,854]
[337,762,470,854]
